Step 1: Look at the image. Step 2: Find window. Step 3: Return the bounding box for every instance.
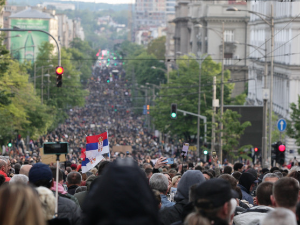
[224,53,233,65]
[224,30,234,42]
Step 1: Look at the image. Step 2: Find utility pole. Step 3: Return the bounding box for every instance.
[48,68,50,101]
[219,22,225,164]
[145,88,148,130]
[268,4,274,161]
[41,66,44,105]
[34,63,36,91]
[262,39,269,168]
[197,59,202,157]
[211,76,217,154]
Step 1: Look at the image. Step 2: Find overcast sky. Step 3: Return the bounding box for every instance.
[61,0,134,4]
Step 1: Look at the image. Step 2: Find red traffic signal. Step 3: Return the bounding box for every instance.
[56,66,64,75]
[278,145,286,152]
[254,147,258,152]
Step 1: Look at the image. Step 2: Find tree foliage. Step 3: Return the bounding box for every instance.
[287,96,300,153]
[147,36,166,59]
[151,55,234,142]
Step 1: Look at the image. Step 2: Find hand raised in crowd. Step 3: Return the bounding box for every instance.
[154,157,167,169]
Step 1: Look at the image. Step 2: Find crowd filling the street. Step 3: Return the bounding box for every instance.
[0,63,300,225]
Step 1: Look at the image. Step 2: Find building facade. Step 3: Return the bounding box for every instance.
[172,0,249,97]
[247,1,300,153]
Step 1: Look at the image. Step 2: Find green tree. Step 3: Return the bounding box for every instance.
[151,55,234,142]
[287,96,300,153]
[147,36,166,59]
[215,109,252,159]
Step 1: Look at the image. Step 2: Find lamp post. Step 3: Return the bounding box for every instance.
[227,5,274,165]
[194,23,225,162]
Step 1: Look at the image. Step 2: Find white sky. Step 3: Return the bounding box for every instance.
[60,0,135,4]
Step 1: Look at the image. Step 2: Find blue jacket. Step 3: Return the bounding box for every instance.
[160,194,175,209]
[238,184,254,205]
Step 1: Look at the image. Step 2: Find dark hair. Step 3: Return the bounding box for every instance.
[202,170,213,179]
[232,172,242,181]
[66,167,72,173]
[0,175,5,186]
[188,162,194,168]
[234,163,243,171]
[235,186,242,199]
[296,201,300,223]
[256,182,273,206]
[50,167,63,182]
[31,179,52,189]
[223,166,232,174]
[270,167,280,173]
[14,163,21,174]
[152,189,161,206]
[194,165,203,172]
[67,172,82,185]
[97,161,111,176]
[287,171,300,183]
[218,174,237,189]
[207,169,215,178]
[145,168,153,176]
[273,177,299,208]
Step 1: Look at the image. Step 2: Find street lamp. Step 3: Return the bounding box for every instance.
[227,5,274,167]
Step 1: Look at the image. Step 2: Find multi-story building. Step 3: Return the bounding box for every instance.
[172,0,249,97]
[247,1,300,153]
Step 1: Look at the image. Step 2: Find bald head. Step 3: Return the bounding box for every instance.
[20,165,32,177]
[0,159,8,174]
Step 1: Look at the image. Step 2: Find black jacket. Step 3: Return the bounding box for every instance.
[57,195,81,225]
[160,199,189,225]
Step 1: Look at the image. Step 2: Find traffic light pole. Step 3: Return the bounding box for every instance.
[0,28,61,66]
[177,109,207,143]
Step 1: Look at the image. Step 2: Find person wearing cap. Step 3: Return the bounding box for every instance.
[70,164,77,172]
[190,179,238,225]
[28,163,81,225]
[238,173,258,205]
[159,170,206,225]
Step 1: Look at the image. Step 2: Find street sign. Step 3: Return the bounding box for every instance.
[277,118,287,132]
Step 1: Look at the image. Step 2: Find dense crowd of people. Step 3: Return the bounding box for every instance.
[1,65,300,225]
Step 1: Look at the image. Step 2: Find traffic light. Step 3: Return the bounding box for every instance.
[171,103,177,119]
[56,66,64,87]
[147,105,150,114]
[107,78,110,83]
[8,143,12,147]
[276,141,286,165]
[203,149,208,155]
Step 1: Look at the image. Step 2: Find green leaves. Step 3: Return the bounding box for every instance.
[287,96,300,153]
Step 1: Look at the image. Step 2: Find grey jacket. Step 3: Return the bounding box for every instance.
[233,206,274,225]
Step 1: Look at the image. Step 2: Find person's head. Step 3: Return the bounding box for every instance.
[256,182,273,206]
[169,169,177,179]
[67,172,82,187]
[172,175,181,188]
[0,159,8,174]
[274,171,283,179]
[36,186,56,220]
[0,183,46,225]
[234,163,244,172]
[97,161,111,176]
[9,174,29,184]
[232,171,242,182]
[271,177,299,211]
[184,212,211,225]
[223,166,232,174]
[193,179,238,223]
[145,167,153,179]
[263,173,279,183]
[82,158,160,225]
[152,189,162,209]
[28,163,53,189]
[70,163,77,171]
[20,165,32,177]
[194,165,203,171]
[202,171,213,180]
[175,170,206,202]
[50,167,63,183]
[14,163,21,174]
[239,172,258,193]
[270,167,280,173]
[261,208,297,225]
[218,174,237,189]
[288,171,300,183]
[149,173,168,195]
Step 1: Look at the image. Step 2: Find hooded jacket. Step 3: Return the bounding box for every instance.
[159,170,206,225]
[81,158,160,225]
[233,205,273,225]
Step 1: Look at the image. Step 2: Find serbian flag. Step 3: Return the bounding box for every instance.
[81,148,104,173]
[86,131,109,158]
